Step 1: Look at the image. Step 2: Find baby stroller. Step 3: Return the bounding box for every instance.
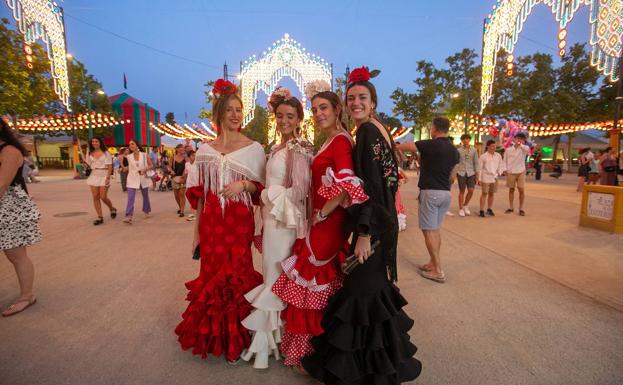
[549,164,562,179]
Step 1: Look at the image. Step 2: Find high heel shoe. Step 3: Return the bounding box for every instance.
[93,217,104,225]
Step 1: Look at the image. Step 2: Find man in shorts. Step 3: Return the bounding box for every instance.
[478,140,505,217]
[504,133,529,216]
[456,134,479,217]
[397,117,459,283]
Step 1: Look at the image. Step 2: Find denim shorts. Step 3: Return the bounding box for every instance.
[418,189,451,230]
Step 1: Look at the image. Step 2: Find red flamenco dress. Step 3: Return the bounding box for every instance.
[175,142,266,362]
[272,132,368,366]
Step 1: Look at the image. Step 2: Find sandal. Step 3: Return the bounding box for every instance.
[505,209,514,214]
[110,208,117,219]
[123,217,133,224]
[93,216,104,225]
[519,210,526,216]
[419,270,446,283]
[2,295,37,317]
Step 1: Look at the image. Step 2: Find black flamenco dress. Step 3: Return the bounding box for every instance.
[302,122,422,384]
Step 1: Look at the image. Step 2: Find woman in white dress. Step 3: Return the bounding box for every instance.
[122,139,153,224]
[86,137,117,225]
[241,88,312,369]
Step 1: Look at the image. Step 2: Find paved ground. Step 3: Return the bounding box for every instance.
[1,171,622,385]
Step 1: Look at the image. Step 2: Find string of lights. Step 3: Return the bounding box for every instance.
[481,0,622,112]
[8,111,129,131]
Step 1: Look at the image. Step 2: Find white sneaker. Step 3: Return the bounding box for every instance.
[446,211,455,217]
[464,207,471,216]
[458,209,466,217]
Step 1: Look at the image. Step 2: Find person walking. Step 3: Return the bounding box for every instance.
[171,144,187,217]
[456,133,479,217]
[576,148,591,192]
[504,133,529,216]
[183,150,197,221]
[122,139,153,224]
[533,148,543,181]
[397,116,459,283]
[148,147,159,191]
[85,137,117,225]
[0,117,41,316]
[119,148,129,192]
[478,140,505,217]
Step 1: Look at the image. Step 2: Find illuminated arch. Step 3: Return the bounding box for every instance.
[239,33,332,140]
[5,0,71,110]
[480,0,623,112]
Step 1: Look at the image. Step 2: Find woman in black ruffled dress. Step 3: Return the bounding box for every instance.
[302,67,422,384]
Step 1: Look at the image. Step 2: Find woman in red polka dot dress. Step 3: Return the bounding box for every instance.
[272,84,368,369]
[175,79,266,363]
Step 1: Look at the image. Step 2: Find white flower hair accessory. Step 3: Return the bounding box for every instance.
[267,87,293,112]
[304,80,331,100]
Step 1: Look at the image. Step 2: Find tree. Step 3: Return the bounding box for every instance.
[165,112,176,125]
[438,49,481,118]
[198,80,216,120]
[377,112,403,129]
[391,60,443,136]
[242,106,269,147]
[0,18,57,116]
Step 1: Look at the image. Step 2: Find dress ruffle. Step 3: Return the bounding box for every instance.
[302,284,422,385]
[185,186,203,210]
[262,185,302,230]
[318,167,368,208]
[175,237,262,362]
[240,306,283,369]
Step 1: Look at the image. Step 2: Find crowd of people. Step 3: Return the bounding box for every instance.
[2,64,623,384]
[576,146,620,192]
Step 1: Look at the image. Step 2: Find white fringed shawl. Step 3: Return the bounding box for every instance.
[188,142,266,209]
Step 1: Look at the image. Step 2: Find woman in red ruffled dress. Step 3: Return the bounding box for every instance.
[175,79,266,363]
[272,81,368,368]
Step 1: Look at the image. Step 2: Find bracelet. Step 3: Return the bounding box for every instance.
[318,210,328,219]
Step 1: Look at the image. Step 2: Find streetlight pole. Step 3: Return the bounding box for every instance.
[614,55,623,175]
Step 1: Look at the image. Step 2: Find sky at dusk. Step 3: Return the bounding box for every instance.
[1,0,594,124]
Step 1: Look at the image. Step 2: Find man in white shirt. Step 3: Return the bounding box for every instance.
[478,140,505,217]
[503,133,529,216]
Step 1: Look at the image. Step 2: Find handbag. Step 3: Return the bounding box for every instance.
[604,165,616,172]
[84,163,92,177]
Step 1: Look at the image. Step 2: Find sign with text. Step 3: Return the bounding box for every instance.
[587,192,614,220]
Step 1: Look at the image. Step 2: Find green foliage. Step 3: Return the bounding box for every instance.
[0,18,57,116]
[377,112,403,129]
[198,80,216,120]
[165,112,176,125]
[242,106,269,146]
[391,60,443,135]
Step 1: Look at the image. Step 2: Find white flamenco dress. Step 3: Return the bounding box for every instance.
[241,140,311,369]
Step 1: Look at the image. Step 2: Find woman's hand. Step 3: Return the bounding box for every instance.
[311,209,327,226]
[354,236,372,264]
[221,180,245,199]
[191,234,199,255]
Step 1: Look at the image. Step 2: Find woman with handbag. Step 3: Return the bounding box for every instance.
[171,144,187,217]
[0,117,41,316]
[122,139,153,224]
[85,137,117,225]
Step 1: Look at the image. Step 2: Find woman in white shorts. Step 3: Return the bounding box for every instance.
[86,137,117,225]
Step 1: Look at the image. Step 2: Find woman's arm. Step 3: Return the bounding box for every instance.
[192,200,203,253]
[313,191,347,226]
[0,147,22,198]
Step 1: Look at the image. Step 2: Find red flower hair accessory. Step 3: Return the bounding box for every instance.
[347,66,381,84]
[212,79,237,99]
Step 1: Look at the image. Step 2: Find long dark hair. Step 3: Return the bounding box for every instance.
[88,136,107,153]
[0,117,28,156]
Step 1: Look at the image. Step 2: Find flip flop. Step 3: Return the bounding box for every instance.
[2,296,37,317]
[419,270,446,283]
